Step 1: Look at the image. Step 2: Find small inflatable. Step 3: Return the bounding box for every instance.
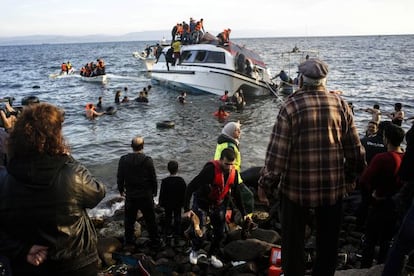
[156,120,175,129]
[21,95,40,106]
[104,106,117,115]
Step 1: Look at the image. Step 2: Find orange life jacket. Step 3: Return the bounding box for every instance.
[61,63,67,71]
[208,160,236,206]
[177,25,183,34]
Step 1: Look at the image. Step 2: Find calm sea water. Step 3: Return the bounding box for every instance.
[0,35,413,217]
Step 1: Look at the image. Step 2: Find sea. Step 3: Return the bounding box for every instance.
[0,35,413,218]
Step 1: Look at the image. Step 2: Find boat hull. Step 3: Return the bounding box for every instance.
[49,68,76,79]
[150,64,270,96]
[80,74,107,84]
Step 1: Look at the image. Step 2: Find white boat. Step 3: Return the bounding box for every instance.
[271,48,319,95]
[49,68,76,79]
[138,33,273,97]
[80,74,107,84]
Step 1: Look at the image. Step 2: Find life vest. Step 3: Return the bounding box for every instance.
[61,63,67,71]
[214,142,243,184]
[208,160,236,206]
[177,25,183,34]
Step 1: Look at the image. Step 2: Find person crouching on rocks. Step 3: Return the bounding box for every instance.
[183,148,247,268]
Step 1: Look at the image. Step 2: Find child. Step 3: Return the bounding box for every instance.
[159,160,187,237]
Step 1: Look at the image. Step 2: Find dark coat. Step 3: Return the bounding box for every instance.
[0,154,106,274]
[117,152,157,198]
[159,176,186,210]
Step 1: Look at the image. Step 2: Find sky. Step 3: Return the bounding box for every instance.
[0,0,413,38]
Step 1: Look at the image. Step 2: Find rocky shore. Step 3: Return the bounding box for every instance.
[92,191,408,276]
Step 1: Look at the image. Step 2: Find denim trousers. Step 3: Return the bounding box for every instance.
[191,200,226,257]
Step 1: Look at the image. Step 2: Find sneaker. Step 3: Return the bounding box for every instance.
[210,255,223,268]
[189,250,198,265]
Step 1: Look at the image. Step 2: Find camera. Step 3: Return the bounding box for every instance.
[0,97,19,129]
[0,99,10,116]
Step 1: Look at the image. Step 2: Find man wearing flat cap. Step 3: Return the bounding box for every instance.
[117,136,162,248]
[258,58,366,275]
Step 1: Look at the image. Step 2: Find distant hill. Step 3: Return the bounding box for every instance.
[0,29,283,46]
[0,30,174,46]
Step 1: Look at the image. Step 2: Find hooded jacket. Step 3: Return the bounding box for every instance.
[0,154,106,274]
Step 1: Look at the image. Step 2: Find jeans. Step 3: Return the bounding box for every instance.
[191,200,226,257]
[382,203,414,275]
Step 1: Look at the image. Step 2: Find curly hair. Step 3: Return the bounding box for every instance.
[8,102,68,157]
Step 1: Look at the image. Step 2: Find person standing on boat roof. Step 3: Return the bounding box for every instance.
[217,28,231,45]
[171,23,179,42]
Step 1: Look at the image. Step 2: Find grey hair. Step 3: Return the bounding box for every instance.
[302,75,327,87]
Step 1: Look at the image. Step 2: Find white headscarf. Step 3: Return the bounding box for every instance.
[221,121,241,144]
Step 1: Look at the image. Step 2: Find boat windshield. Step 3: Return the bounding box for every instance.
[181,50,225,64]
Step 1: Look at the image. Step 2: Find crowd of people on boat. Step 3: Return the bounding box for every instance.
[169,17,231,46]
[79,58,106,77]
[171,17,206,45]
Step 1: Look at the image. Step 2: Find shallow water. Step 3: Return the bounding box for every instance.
[0,35,413,217]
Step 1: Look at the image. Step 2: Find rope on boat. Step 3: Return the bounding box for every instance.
[266,82,284,102]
